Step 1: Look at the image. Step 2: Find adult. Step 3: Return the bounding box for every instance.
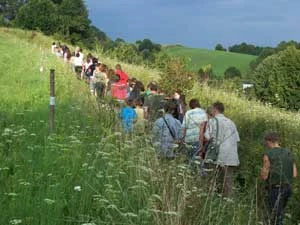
[152,100,182,159]
[73,52,83,79]
[173,90,187,123]
[204,101,240,197]
[181,99,207,160]
[127,80,145,102]
[51,42,56,54]
[111,75,127,101]
[143,82,165,124]
[115,64,129,84]
[260,132,298,225]
[93,64,108,98]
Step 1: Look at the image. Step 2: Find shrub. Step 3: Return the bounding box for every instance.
[159,57,194,95]
[224,66,242,79]
[254,46,300,110]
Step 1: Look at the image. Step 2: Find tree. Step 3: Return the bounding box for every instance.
[254,46,300,110]
[229,42,265,56]
[0,0,27,21]
[215,43,226,51]
[159,57,194,94]
[57,0,90,44]
[15,0,58,35]
[224,67,241,79]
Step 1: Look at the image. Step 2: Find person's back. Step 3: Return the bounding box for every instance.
[152,101,182,159]
[265,147,294,187]
[120,100,137,133]
[111,81,127,100]
[144,94,165,122]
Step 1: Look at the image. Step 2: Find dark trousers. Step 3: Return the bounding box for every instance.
[95,82,105,98]
[266,185,291,225]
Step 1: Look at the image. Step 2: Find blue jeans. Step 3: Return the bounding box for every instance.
[266,185,292,225]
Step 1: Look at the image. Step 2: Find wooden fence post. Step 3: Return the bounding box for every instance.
[50,69,55,132]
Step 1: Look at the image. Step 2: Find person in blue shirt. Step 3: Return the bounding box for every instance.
[120,99,137,133]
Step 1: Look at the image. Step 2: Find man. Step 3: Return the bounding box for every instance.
[143,83,165,124]
[181,99,207,160]
[152,101,182,159]
[204,101,240,197]
[260,132,298,225]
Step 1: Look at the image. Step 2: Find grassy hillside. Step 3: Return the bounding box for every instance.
[0,28,299,225]
[164,46,256,76]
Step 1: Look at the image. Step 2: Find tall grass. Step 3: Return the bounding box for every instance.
[0,28,299,225]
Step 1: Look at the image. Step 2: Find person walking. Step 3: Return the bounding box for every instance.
[260,131,298,225]
[204,101,240,197]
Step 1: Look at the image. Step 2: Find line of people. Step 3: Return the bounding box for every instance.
[51,42,298,225]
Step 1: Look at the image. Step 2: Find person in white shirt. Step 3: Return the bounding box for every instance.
[204,101,240,197]
[51,42,56,54]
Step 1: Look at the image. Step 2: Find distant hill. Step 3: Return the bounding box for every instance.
[163,46,257,77]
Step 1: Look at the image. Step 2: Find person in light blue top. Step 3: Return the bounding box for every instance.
[152,100,182,159]
[120,99,137,133]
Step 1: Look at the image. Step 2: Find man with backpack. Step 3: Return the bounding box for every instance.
[204,101,240,197]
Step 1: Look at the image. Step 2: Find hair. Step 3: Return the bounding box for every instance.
[264,131,281,143]
[126,99,134,107]
[189,99,200,109]
[148,82,158,92]
[206,106,213,117]
[75,53,80,57]
[164,100,177,114]
[115,64,122,70]
[52,42,55,45]
[134,98,143,107]
[212,101,224,113]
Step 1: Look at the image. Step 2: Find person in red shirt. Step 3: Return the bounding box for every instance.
[111,74,127,101]
[115,64,129,84]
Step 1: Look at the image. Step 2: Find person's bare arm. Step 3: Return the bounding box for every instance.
[260,155,270,180]
[293,163,298,178]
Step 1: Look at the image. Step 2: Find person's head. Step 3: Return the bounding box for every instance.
[95,63,101,71]
[148,82,158,92]
[52,42,56,45]
[134,98,143,107]
[164,100,177,115]
[263,131,281,148]
[189,99,200,109]
[100,64,107,72]
[134,81,145,92]
[115,64,122,71]
[174,89,182,100]
[212,101,224,115]
[126,99,134,107]
[75,53,80,58]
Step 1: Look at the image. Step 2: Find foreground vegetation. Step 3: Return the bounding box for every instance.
[0,28,299,225]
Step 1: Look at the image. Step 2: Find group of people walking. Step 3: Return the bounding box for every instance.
[51,42,298,225]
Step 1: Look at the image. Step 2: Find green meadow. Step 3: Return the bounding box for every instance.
[164,46,256,76]
[0,28,299,225]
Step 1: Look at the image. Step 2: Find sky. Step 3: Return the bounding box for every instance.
[85,0,300,49]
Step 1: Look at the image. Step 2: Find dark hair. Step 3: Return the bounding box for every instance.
[75,53,80,57]
[189,99,200,109]
[52,42,55,45]
[212,101,224,113]
[264,131,280,143]
[148,83,158,92]
[126,99,134,107]
[134,98,143,107]
[164,100,177,114]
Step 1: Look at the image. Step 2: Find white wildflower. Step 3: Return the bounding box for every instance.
[74,186,81,192]
[10,219,22,224]
[44,198,55,205]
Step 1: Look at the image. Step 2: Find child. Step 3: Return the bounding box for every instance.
[134,98,146,134]
[120,99,137,133]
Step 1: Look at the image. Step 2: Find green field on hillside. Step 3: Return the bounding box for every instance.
[0,28,299,225]
[164,46,256,77]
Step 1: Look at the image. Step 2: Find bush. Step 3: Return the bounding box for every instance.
[224,66,242,79]
[159,57,194,95]
[254,46,300,110]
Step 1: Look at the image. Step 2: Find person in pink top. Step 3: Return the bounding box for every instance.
[115,64,129,84]
[111,74,127,101]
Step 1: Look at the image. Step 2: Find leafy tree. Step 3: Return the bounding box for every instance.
[0,0,27,21]
[254,46,300,110]
[159,57,194,94]
[15,0,58,35]
[57,0,90,44]
[224,66,241,79]
[229,42,265,56]
[215,43,226,51]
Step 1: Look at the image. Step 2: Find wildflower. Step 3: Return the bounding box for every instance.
[44,198,55,205]
[81,223,96,225]
[10,219,22,224]
[74,186,81,192]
